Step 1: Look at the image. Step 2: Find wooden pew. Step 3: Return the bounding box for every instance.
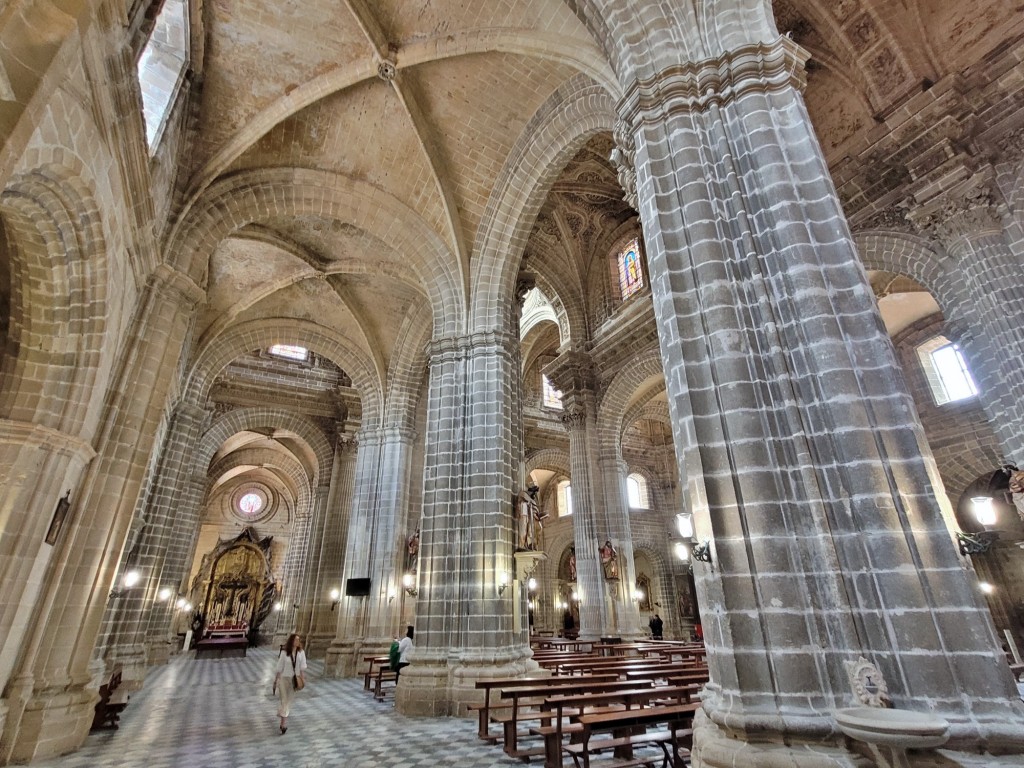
[362,655,390,691]
[567,702,701,768]
[91,672,128,731]
[498,679,655,759]
[471,674,617,742]
[533,684,701,768]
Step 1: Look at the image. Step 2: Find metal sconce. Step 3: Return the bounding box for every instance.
[498,571,509,596]
[329,588,341,611]
[109,569,141,599]
[692,541,713,564]
[956,494,1002,556]
[402,572,418,597]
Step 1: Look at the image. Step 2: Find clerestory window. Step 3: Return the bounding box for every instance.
[917,336,977,405]
[137,0,189,151]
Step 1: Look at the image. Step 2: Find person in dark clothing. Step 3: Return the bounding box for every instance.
[649,614,663,640]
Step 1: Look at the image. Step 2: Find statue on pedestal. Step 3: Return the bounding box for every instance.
[600,539,619,580]
[516,485,546,551]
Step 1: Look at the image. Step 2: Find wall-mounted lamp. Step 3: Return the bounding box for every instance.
[109,569,141,599]
[979,581,995,595]
[634,588,645,603]
[402,572,418,597]
[157,587,172,602]
[527,577,538,591]
[498,571,509,596]
[387,587,397,604]
[971,496,997,527]
[329,588,341,611]
[673,542,690,562]
[175,596,193,612]
[675,512,694,539]
[273,601,283,612]
[692,541,712,564]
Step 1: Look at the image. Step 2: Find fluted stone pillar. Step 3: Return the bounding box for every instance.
[395,332,535,716]
[325,423,416,676]
[0,265,202,764]
[617,37,1024,763]
[909,184,1024,463]
[305,429,357,655]
[597,454,644,639]
[547,352,620,639]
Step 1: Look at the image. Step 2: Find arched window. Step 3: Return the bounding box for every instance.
[557,480,573,517]
[542,374,563,410]
[626,473,649,509]
[137,0,189,150]
[615,237,644,300]
[916,336,977,405]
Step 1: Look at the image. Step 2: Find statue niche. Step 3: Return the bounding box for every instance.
[190,527,276,641]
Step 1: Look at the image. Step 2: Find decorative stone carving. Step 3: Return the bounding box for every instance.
[377,58,397,82]
[560,402,586,431]
[907,184,1003,245]
[857,200,913,233]
[844,656,892,708]
[611,119,638,210]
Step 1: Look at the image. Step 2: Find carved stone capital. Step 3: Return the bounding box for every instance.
[560,402,587,432]
[543,349,595,397]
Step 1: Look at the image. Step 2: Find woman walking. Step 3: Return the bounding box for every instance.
[272,633,307,734]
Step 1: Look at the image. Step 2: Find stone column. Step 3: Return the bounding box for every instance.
[617,38,1024,761]
[909,183,1024,463]
[304,428,357,655]
[597,454,644,639]
[93,400,211,682]
[0,264,202,764]
[546,352,614,639]
[325,423,416,677]
[395,332,535,716]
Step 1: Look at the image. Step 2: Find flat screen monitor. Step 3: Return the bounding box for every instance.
[345,577,371,596]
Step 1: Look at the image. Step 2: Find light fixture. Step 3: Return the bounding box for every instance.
[157,587,172,602]
[956,530,1000,556]
[402,572,418,597]
[528,577,538,591]
[692,541,712,564]
[498,571,509,596]
[183,601,193,612]
[674,542,690,562]
[109,569,142,599]
[635,588,645,602]
[675,512,694,539]
[971,496,997,527]
[387,587,397,603]
[329,588,340,611]
[979,581,995,595]
[273,601,283,612]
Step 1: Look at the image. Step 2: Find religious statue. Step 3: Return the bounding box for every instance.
[516,485,546,551]
[568,546,577,582]
[600,539,619,580]
[406,528,420,572]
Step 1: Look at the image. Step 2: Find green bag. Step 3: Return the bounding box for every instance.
[388,640,401,671]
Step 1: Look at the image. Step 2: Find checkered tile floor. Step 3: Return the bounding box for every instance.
[30,649,527,768]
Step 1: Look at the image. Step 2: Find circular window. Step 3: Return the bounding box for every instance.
[237,492,264,518]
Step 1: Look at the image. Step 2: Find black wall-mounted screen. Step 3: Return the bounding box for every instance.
[345,577,371,596]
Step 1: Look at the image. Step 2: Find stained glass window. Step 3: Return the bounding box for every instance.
[617,238,644,300]
[268,344,309,361]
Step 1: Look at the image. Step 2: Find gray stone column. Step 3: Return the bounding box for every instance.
[93,400,210,682]
[395,332,535,716]
[0,264,202,764]
[909,184,1024,464]
[618,37,1024,760]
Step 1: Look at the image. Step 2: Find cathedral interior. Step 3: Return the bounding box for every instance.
[2,0,1024,765]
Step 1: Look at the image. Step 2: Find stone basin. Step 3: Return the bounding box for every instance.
[834,707,950,750]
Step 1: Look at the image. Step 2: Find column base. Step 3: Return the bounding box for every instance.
[304,631,334,658]
[324,640,359,678]
[395,646,541,717]
[9,686,95,764]
[691,710,865,768]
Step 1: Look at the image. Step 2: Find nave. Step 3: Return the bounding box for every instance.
[30,649,522,768]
